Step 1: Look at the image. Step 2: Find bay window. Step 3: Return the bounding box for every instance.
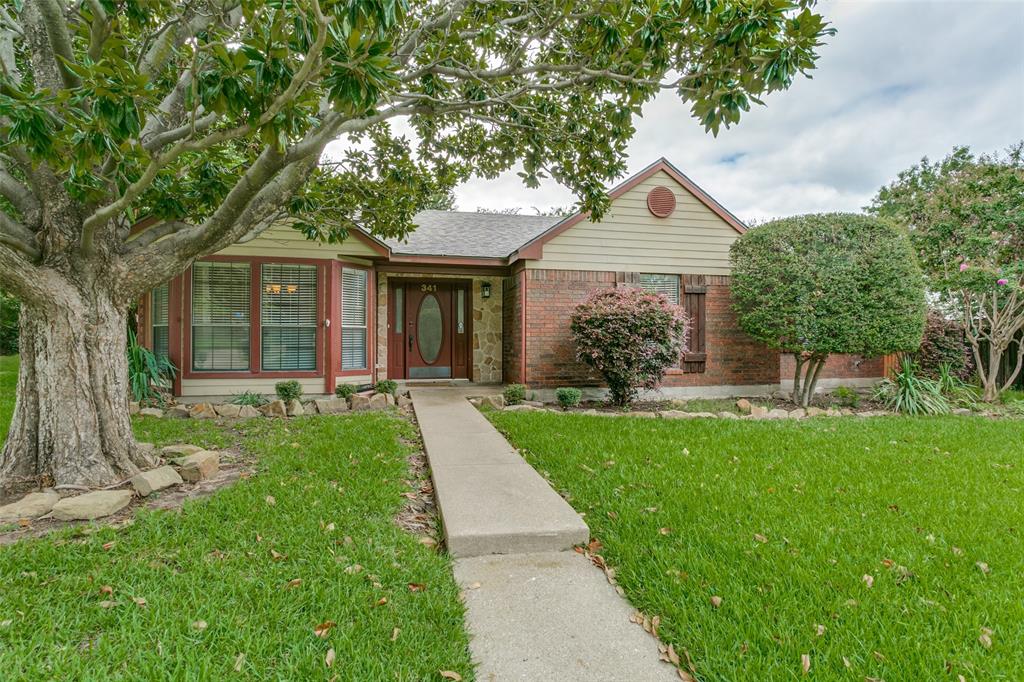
[261,264,318,371]
[191,262,251,371]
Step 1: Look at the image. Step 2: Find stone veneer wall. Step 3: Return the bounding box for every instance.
[376,273,503,383]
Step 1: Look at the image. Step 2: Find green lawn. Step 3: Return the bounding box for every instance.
[0,357,472,680]
[489,411,1024,681]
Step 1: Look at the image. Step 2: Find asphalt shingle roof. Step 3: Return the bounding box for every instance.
[383,210,563,259]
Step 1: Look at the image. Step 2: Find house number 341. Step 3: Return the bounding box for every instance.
[420,284,438,292]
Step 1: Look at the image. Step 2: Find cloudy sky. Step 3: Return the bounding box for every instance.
[450,0,1024,222]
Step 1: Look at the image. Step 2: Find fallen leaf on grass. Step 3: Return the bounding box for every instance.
[952,546,963,556]
[863,574,874,588]
[439,671,462,681]
[408,583,426,592]
[881,558,894,568]
[753,533,768,543]
[99,585,114,596]
[233,653,245,672]
[872,651,886,661]
[373,597,388,608]
[815,624,826,637]
[979,627,993,649]
[99,601,117,609]
[265,496,276,506]
[325,648,336,668]
[102,541,115,551]
[344,564,363,574]
[132,597,147,608]
[284,578,302,589]
[390,627,400,642]
[800,653,810,674]
[976,561,990,574]
[314,621,336,638]
[710,596,722,608]
[192,620,208,631]
[659,527,672,535]
[270,549,287,561]
[842,656,851,668]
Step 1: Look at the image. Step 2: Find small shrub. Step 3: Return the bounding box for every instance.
[831,386,861,409]
[874,357,950,415]
[555,387,582,410]
[915,310,973,380]
[335,383,357,399]
[275,380,302,403]
[937,363,978,407]
[375,380,398,396]
[571,288,688,406]
[503,383,526,406]
[126,328,176,406]
[230,391,268,407]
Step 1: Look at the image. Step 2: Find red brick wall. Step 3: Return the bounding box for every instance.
[501,274,523,384]
[521,269,780,388]
[779,353,887,381]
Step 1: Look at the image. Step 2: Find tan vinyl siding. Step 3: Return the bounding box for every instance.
[180,377,326,398]
[216,223,379,261]
[529,170,740,274]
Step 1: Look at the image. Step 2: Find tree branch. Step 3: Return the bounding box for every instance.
[0,167,40,224]
[28,0,81,89]
[0,212,40,259]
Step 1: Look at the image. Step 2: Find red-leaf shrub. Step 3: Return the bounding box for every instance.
[915,309,973,380]
[570,288,688,406]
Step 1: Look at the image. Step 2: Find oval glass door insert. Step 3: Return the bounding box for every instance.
[417,294,443,363]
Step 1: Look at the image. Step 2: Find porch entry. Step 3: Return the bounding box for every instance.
[387,280,471,379]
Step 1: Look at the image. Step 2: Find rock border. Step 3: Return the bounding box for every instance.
[131,390,413,421]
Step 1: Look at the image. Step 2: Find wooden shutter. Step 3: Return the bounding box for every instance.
[341,268,368,370]
[191,262,251,371]
[261,264,318,371]
[615,271,641,287]
[682,275,706,373]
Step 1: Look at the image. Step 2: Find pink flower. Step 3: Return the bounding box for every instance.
[997,278,1009,286]
[959,262,969,272]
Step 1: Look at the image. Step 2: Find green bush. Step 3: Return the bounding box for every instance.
[126,328,176,406]
[375,380,398,396]
[874,356,950,415]
[335,383,358,399]
[0,290,18,356]
[831,386,861,409]
[555,387,582,409]
[915,310,973,381]
[275,380,302,403]
[230,391,268,407]
[730,213,926,407]
[503,384,526,405]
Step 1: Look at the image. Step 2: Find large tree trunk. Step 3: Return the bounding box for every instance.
[0,284,150,497]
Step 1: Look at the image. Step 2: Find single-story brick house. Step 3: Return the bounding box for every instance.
[139,158,890,399]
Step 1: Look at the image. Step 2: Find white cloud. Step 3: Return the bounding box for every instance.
[453,0,1024,221]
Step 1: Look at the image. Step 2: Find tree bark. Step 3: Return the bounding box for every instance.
[0,283,151,497]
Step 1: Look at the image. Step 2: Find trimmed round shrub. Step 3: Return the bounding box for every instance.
[503,384,526,406]
[730,212,926,406]
[274,380,302,403]
[570,288,688,406]
[555,387,582,409]
[915,310,973,380]
[335,383,357,399]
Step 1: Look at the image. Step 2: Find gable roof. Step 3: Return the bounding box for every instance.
[510,157,746,262]
[384,210,561,259]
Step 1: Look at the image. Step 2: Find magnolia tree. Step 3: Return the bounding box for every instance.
[0,0,833,494]
[570,288,688,406]
[730,213,926,407]
[869,144,1024,401]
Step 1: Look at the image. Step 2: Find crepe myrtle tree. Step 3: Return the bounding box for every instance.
[0,0,834,493]
[730,213,927,408]
[869,144,1024,401]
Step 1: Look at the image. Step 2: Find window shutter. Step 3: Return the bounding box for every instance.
[341,268,368,370]
[638,274,680,305]
[261,264,318,371]
[191,262,251,371]
[682,275,707,373]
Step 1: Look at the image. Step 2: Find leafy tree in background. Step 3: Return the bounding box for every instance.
[869,144,1024,401]
[0,0,833,493]
[730,213,926,407]
[0,291,18,355]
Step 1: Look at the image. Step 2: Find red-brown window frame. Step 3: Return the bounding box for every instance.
[333,260,376,379]
[181,255,329,381]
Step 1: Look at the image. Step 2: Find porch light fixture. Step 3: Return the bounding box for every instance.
[481,282,492,299]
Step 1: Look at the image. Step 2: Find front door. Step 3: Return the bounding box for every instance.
[389,281,470,379]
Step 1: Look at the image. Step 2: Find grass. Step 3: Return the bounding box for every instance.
[489,410,1024,681]
[0,357,472,680]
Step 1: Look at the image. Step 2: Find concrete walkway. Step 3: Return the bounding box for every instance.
[410,388,677,681]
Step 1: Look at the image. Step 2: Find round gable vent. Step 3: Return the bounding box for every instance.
[646,186,676,218]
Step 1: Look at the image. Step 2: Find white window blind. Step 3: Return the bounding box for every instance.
[191,262,250,371]
[151,283,170,362]
[639,273,680,305]
[341,268,367,370]
[261,264,318,371]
